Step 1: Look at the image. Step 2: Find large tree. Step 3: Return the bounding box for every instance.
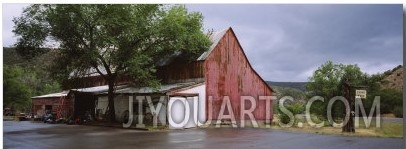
[13,4,211,122]
[306,61,367,120]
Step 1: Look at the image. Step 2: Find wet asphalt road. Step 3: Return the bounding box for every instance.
[3,121,403,149]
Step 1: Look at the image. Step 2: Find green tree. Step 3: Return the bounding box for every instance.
[13,4,211,122]
[364,88,402,116]
[3,65,32,112]
[275,87,306,101]
[306,61,367,120]
[3,47,61,97]
[364,73,385,93]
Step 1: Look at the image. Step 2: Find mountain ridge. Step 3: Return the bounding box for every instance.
[266,81,308,91]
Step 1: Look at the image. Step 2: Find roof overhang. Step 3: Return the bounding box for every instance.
[69,81,204,95]
[31,91,69,99]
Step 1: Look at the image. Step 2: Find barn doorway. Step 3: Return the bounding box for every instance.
[168,96,198,129]
[72,92,96,120]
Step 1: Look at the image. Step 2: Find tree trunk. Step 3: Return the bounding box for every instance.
[342,80,355,133]
[107,77,116,123]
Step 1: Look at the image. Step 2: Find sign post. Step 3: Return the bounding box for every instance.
[342,78,368,133]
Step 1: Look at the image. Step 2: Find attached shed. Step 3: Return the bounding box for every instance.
[55,81,205,128]
[31,91,72,118]
[69,85,127,120]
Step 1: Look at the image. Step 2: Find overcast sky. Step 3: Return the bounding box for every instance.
[2,4,403,82]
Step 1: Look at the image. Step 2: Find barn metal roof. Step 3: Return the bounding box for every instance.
[151,28,228,66]
[33,81,203,98]
[68,81,202,95]
[69,66,108,78]
[31,91,69,99]
[104,81,202,94]
[70,85,128,93]
[197,28,229,61]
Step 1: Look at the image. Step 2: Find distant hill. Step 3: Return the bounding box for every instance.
[266,65,403,93]
[3,47,25,66]
[266,81,308,91]
[381,65,403,92]
[266,65,403,101]
[3,47,57,68]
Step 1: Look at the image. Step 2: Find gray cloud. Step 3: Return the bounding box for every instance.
[2,4,403,82]
[2,4,29,47]
[187,4,403,81]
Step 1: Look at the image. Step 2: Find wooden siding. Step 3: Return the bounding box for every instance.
[205,29,273,120]
[157,60,205,83]
[62,75,131,90]
[32,96,74,118]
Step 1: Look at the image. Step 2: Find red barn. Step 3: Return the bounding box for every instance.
[204,28,274,121]
[31,27,274,128]
[158,27,274,127]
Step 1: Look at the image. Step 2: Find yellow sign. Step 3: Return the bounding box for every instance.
[355,90,367,99]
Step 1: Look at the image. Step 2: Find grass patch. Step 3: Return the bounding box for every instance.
[269,116,403,138]
[374,121,403,138]
[144,125,169,131]
[3,116,17,121]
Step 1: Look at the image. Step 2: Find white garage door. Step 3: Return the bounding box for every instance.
[168,96,198,129]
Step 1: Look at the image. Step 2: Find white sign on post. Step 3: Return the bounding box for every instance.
[355,90,367,99]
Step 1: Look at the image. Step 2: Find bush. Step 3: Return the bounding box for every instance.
[278,103,304,125]
[392,106,403,118]
[278,113,291,125]
[365,89,402,115]
[310,114,325,125]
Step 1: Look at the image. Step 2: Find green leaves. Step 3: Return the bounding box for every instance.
[13,5,210,121]
[306,61,367,119]
[14,5,210,84]
[3,65,32,111]
[365,88,402,115]
[155,5,210,61]
[307,61,366,98]
[13,5,50,59]
[14,5,210,83]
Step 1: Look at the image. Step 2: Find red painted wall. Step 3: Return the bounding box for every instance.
[32,96,74,117]
[205,29,273,120]
[32,97,60,115]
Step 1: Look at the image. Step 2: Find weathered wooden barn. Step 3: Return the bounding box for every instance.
[32,27,274,128]
[157,27,274,123]
[202,28,274,121]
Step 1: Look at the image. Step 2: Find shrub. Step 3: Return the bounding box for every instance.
[278,113,291,125]
[392,106,403,118]
[363,89,402,117]
[278,103,304,125]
